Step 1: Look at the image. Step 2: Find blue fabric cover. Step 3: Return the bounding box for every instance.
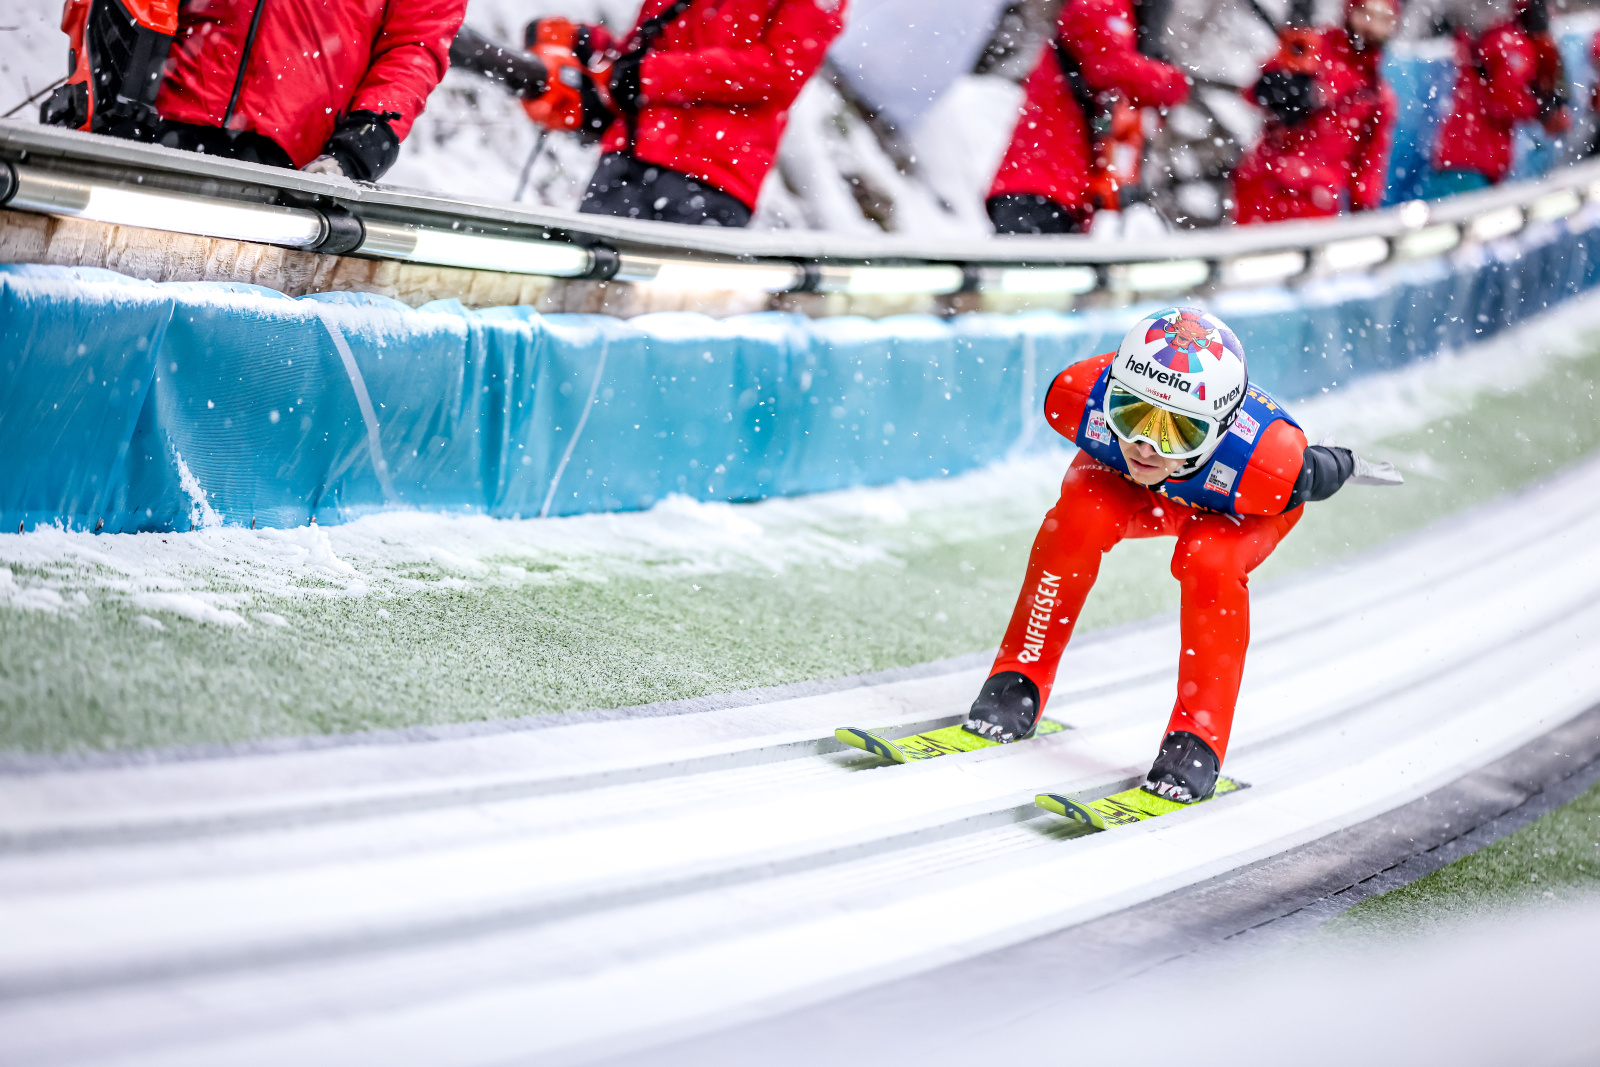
[3,204,1599,532]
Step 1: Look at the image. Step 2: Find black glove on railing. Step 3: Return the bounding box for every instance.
[320,111,401,183]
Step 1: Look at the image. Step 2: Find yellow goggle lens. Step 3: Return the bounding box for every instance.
[1105,386,1213,457]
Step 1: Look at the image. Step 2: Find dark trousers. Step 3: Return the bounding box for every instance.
[149,120,296,169]
[580,153,752,228]
[986,194,1083,235]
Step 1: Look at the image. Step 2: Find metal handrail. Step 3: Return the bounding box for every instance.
[4,117,1598,295]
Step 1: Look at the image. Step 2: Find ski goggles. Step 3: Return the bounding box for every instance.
[1104,381,1219,459]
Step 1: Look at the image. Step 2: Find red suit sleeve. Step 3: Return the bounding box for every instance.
[1043,352,1114,444]
[346,0,467,142]
[639,0,845,107]
[1059,0,1189,109]
[1350,81,1396,211]
[1234,420,1308,516]
[1480,27,1541,124]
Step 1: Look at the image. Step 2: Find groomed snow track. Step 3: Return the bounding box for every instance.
[6,455,1600,1066]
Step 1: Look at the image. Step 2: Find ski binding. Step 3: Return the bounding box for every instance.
[835,718,1068,764]
[1035,777,1247,830]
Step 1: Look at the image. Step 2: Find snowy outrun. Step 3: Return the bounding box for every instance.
[6,0,1600,1062]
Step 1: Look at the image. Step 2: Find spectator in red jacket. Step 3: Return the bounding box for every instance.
[1518,0,1572,137]
[1590,29,1600,155]
[1233,0,1399,224]
[61,0,466,182]
[1429,0,1541,196]
[986,0,1189,235]
[580,0,846,228]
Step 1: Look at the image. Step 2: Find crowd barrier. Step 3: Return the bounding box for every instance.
[5,200,1599,533]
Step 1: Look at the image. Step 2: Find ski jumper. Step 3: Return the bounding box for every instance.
[989,353,1309,761]
[1233,28,1395,224]
[1432,23,1540,185]
[987,0,1188,225]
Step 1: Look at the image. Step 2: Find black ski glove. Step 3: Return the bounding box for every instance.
[609,51,645,117]
[1287,445,1355,508]
[319,110,402,184]
[1254,70,1317,126]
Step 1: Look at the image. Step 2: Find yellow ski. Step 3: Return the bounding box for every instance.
[835,718,1068,764]
[1035,777,1246,830]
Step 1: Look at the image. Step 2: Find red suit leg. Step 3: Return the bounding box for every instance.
[990,454,1170,709]
[1165,506,1302,761]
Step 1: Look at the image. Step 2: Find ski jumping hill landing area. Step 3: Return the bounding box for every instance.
[3,448,1600,1066]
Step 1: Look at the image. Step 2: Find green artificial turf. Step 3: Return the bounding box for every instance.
[1319,778,1600,940]
[2,336,1599,755]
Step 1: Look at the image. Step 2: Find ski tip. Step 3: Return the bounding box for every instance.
[834,727,907,764]
[1034,793,1105,830]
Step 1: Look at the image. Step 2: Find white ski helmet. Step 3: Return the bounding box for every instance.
[1107,306,1248,463]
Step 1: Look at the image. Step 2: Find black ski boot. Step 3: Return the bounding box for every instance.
[1142,731,1220,803]
[962,671,1042,743]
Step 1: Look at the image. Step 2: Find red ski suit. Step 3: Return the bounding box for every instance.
[1432,23,1541,183]
[987,0,1188,216]
[152,0,466,168]
[991,354,1307,761]
[601,0,846,210]
[1591,30,1600,114]
[1233,30,1395,224]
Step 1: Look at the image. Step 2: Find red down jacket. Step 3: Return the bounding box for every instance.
[602,0,846,210]
[987,0,1188,214]
[1233,29,1396,223]
[1433,22,1541,183]
[152,0,466,168]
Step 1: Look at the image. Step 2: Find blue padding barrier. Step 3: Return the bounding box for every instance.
[5,208,1600,532]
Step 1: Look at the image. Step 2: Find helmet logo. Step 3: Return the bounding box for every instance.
[1145,310,1222,373]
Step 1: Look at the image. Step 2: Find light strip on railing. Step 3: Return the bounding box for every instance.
[1319,235,1389,272]
[83,187,325,247]
[1222,250,1306,287]
[1113,259,1210,292]
[648,261,803,292]
[2,165,325,248]
[1395,223,1460,260]
[404,229,592,277]
[1528,189,1582,223]
[985,266,1097,295]
[1467,205,1524,243]
[837,265,966,295]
